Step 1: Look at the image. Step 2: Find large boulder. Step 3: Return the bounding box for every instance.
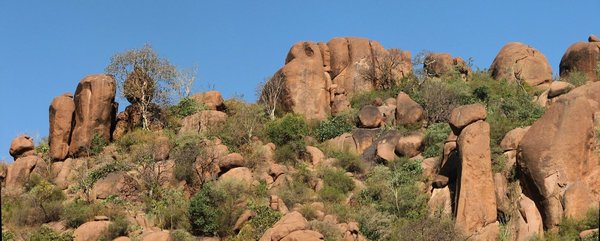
[191,90,226,111]
[179,110,227,135]
[560,36,600,83]
[260,211,309,241]
[516,195,544,241]
[395,92,423,125]
[490,42,553,87]
[9,135,35,160]
[4,155,47,193]
[92,171,140,201]
[455,121,498,239]
[448,103,486,132]
[73,220,110,241]
[358,105,383,128]
[69,74,117,157]
[518,82,600,228]
[424,53,472,79]
[219,167,253,184]
[49,93,75,161]
[500,127,529,151]
[395,133,423,158]
[281,230,324,241]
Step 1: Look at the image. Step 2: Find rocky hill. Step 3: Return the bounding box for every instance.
[1,36,600,241]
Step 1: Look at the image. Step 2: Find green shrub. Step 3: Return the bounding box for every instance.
[274,141,306,166]
[115,128,156,153]
[309,220,343,241]
[544,207,599,241]
[277,178,314,208]
[172,141,200,183]
[563,70,587,87]
[35,137,50,159]
[90,132,108,156]
[247,204,282,240]
[29,226,73,241]
[29,179,65,223]
[422,123,451,158]
[314,113,355,142]
[2,231,15,241]
[318,168,355,202]
[265,113,308,146]
[393,217,465,241]
[357,206,394,240]
[170,97,203,118]
[189,181,247,236]
[349,86,402,109]
[149,188,190,230]
[170,229,194,241]
[104,216,130,240]
[62,199,94,228]
[207,99,267,151]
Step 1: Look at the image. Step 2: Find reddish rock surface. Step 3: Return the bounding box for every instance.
[9,135,35,160]
[49,92,75,161]
[395,92,423,125]
[560,36,600,82]
[490,42,553,87]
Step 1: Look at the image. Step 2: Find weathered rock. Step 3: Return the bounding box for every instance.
[548,81,574,98]
[563,182,597,219]
[455,121,497,238]
[153,136,170,162]
[73,221,110,241]
[500,127,529,151]
[518,83,600,228]
[560,37,600,82]
[352,129,377,155]
[424,53,472,79]
[113,237,132,241]
[395,92,423,125]
[114,103,164,136]
[219,153,245,171]
[432,175,449,188]
[305,146,325,166]
[234,209,255,232]
[448,103,486,132]
[377,104,396,126]
[580,229,599,239]
[49,93,75,161]
[219,167,253,184]
[493,173,511,222]
[395,133,423,157]
[260,211,308,241]
[325,133,357,155]
[9,135,35,160]
[69,74,117,157]
[140,231,170,241]
[4,155,47,193]
[52,158,85,189]
[179,110,227,135]
[516,195,544,241]
[281,230,324,241]
[358,105,383,128]
[191,90,226,111]
[428,186,452,217]
[490,42,553,86]
[92,171,140,201]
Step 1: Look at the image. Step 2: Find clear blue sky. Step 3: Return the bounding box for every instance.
[1,1,598,161]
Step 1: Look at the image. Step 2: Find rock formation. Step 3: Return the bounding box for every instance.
[559,35,600,83]
[49,92,75,161]
[424,53,472,79]
[9,135,35,160]
[490,42,553,88]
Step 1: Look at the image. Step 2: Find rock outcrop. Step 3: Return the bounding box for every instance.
[395,92,423,125]
[9,135,35,160]
[424,53,472,79]
[69,74,117,157]
[266,37,412,120]
[191,90,226,111]
[49,92,75,161]
[4,155,47,194]
[490,42,553,87]
[559,36,600,83]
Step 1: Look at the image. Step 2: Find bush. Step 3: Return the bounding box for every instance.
[318,168,355,202]
[277,178,315,208]
[247,204,282,240]
[420,79,474,123]
[115,128,156,153]
[265,113,308,146]
[170,229,194,241]
[314,112,355,142]
[29,225,73,241]
[104,216,130,240]
[207,99,267,151]
[169,97,203,118]
[393,217,465,241]
[309,220,343,241]
[189,181,248,236]
[357,206,394,240]
[422,123,451,158]
[90,132,108,156]
[562,70,587,87]
[544,207,599,241]
[274,142,306,166]
[62,199,94,228]
[149,188,190,230]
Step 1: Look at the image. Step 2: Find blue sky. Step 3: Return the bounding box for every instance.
[1,1,598,161]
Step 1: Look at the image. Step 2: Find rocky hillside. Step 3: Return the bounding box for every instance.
[1,36,600,241]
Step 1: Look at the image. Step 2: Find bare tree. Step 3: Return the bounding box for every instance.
[257,73,286,120]
[172,65,198,100]
[363,48,410,90]
[105,44,177,130]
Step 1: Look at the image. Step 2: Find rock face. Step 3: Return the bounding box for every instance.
[69,74,117,157]
[516,195,544,241]
[5,156,47,193]
[92,171,140,201]
[518,82,600,228]
[424,53,472,79]
[358,105,383,128]
[260,211,309,241]
[179,110,227,135]
[266,37,412,120]
[49,93,75,161]
[455,120,498,239]
[73,221,110,241]
[560,36,600,83]
[490,42,553,87]
[395,92,423,125]
[191,90,226,111]
[9,135,35,160]
[448,103,486,132]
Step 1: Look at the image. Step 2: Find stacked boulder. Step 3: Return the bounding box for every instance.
[490,42,553,89]
[265,37,412,120]
[48,74,117,160]
[178,91,228,136]
[5,135,48,194]
[424,53,472,80]
[560,35,600,83]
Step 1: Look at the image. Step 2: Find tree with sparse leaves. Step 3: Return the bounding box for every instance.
[257,73,286,120]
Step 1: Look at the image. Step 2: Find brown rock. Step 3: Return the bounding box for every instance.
[325,133,357,155]
[234,209,255,232]
[548,81,574,98]
[580,229,599,239]
[352,129,377,155]
[455,121,497,237]
[179,110,227,135]
[500,127,529,151]
[563,182,597,219]
[5,155,47,194]
[92,171,140,201]
[494,173,511,221]
[281,230,324,241]
[490,42,553,86]
[113,237,132,241]
[259,211,308,241]
[191,90,225,111]
[49,93,75,161]
[377,105,396,126]
[560,38,600,82]
[395,92,423,125]
[219,167,253,184]
[448,103,486,132]
[428,186,452,217]
[376,139,397,162]
[590,35,600,42]
[424,53,471,79]
[153,136,170,162]
[140,231,170,241]
[358,105,383,128]
[432,175,449,188]
[305,146,325,166]
[516,195,544,241]
[395,133,423,157]
[219,153,245,171]
[52,158,85,189]
[69,74,117,157]
[9,135,35,160]
[73,221,110,241]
